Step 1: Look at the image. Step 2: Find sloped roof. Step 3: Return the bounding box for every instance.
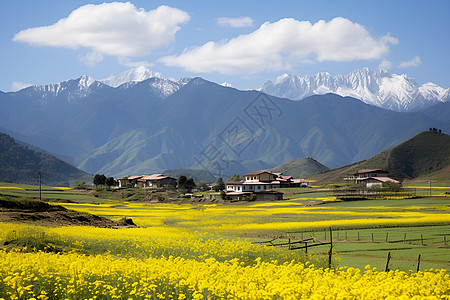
[243,170,276,176]
[357,169,388,174]
[359,177,400,184]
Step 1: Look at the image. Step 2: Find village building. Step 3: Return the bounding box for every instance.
[117,175,143,188]
[137,174,177,189]
[344,169,400,188]
[225,170,306,200]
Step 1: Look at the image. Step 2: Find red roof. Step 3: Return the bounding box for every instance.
[359,177,400,184]
[243,170,276,176]
[357,169,388,174]
[226,181,244,185]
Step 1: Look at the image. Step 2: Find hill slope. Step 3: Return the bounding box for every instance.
[270,157,330,178]
[0,132,92,186]
[311,131,450,184]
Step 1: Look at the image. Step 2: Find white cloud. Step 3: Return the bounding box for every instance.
[13,3,189,57]
[160,17,398,74]
[399,56,421,68]
[216,16,254,28]
[79,51,104,66]
[11,81,32,91]
[378,59,392,70]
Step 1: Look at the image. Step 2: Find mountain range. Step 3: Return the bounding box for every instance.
[1,67,449,180]
[259,68,449,112]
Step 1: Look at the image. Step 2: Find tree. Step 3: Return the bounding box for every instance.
[177,175,196,192]
[74,181,86,189]
[382,181,402,192]
[178,175,187,188]
[93,174,107,188]
[105,177,115,188]
[214,178,225,192]
[184,178,196,192]
[93,174,106,188]
[228,174,242,182]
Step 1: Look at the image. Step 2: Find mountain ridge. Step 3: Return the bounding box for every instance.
[1,74,449,178]
[259,68,449,112]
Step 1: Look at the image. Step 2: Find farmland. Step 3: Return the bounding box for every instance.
[0,183,449,299]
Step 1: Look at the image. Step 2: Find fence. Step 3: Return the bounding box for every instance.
[253,227,449,272]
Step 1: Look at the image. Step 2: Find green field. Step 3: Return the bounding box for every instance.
[0,182,449,272]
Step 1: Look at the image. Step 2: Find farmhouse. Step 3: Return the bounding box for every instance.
[137,174,177,189]
[344,169,400,188]
[117,175,143,188]
[225,170,306,200]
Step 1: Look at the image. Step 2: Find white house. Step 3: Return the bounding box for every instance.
[226,170,305,193]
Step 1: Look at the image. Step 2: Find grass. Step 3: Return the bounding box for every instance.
[0,181,448,271]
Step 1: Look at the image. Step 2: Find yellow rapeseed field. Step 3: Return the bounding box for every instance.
[0,200,449,299]
[0,250,448,299]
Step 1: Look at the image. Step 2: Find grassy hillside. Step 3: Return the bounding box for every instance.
[270,157,330,178]
[311,131,450,184]
[0,132,92,186]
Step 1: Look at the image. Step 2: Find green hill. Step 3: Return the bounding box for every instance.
[311,131,450,184]
[270,157,330,178]
[0,132,92,186]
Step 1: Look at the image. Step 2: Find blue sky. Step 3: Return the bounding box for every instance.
[1,0,449,92]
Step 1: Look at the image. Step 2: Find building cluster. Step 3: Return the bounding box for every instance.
[115,168,400,201]
[344,169,400,188]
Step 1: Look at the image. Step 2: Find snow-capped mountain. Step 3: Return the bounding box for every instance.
[101,66,188,98]
[259,68,450,111]
[12,75,108,104]
[100,66,163,87]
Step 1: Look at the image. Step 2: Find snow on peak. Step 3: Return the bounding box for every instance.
[101,66,163,87]
[78,75,95,88]
[258,68,449,112]
[220,82,233,88]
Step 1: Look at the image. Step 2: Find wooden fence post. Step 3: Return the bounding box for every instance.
[345,231,347,240]
[403,233,406,243]
[357,232,360,241]
[288,238,291,250]
[372,233,374,242]
[386,232,388,242]
[305,242,308,254]
[328,227,333,269]
[421,234,424,245]
[417,254,421,272]
[385,252,391,272]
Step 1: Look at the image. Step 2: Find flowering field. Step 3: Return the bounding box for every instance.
[0,188,449,299]
[0,250,448,300]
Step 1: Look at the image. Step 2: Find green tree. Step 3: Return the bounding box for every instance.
[228,174,242,182]
[93,174,107,189]
[214,178,225,192]
[74,181,86,189]
[177,175,187,189]
[184,178,196,192]
[105,177,115,188]
[382,181,402,192]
